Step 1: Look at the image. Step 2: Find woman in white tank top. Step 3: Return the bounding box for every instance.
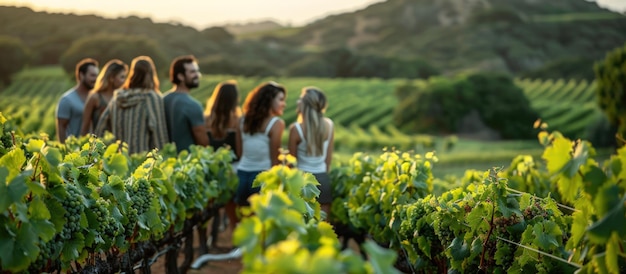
[288,87,334,216]
[235,81,286,207]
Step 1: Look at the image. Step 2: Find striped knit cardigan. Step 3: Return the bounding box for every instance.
[95,88,169,154]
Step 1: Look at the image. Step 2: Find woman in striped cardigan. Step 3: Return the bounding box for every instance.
[95,56,169,154]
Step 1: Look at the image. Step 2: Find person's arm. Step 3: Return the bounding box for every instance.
[192,124,209,146]
[189,102,209,146]
[268,118,285,166]
[324,119,334,172]
[234,117,243,160]
[55,97,70,143]
[80,95,97,136]
[287,124,299,159]
[56,118,69,144]
[151,92,170,148]
[94,105,111,137]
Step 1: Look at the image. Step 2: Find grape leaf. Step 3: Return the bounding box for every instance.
[542,138,572,175]
[0,147,26,181]
[587,193,626,244]
[448,237,469,261]
[362,240,401,274]
[25,139,44,153]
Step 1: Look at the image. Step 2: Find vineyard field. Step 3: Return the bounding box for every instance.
[0,66,609,176]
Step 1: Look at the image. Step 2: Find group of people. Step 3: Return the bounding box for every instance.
[55,55,335,240]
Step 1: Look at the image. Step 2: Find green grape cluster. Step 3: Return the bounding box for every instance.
[128,178,153,216]
[437,227,455,245]
[181,177,199,201]
[0,131,12,156]
[28,240,58,273]
[398,201,431,240]
[91,198,119,239]
[60,184,85,240]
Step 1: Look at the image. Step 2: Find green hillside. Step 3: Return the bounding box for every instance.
[0,67,601,145]
[1,0,625,78]
[242,0,626,76]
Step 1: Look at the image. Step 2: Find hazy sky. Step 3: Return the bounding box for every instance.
[0,0,624,30]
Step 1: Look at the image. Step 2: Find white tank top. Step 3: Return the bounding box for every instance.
[295,120,333,174]
[237,116,280,171]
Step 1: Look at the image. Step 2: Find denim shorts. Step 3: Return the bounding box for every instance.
[235,169,262,206]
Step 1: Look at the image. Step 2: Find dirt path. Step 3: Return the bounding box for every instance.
[149,211,243,274]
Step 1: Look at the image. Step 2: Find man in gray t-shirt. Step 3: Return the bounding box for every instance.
[55,58,99,143]
[163,55,209,153]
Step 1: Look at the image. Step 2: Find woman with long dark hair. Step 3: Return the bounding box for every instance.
[235,81,286,206]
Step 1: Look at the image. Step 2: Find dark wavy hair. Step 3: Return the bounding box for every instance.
[242,81,286,133]
[169,55,197,85]
[205,80,241,138]
[123,56,160,92]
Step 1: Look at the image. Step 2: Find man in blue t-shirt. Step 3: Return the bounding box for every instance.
[163,55,209,153]
[55,58,99,143]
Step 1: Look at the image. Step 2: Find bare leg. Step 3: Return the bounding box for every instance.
[225,201,238,233]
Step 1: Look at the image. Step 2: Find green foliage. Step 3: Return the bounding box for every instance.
[521,57,596,81]
[198,55,278,77]
[59,34,168,78]
[0,35,30,84]
[0,115,237,273]
[470,8,524,24]
[233,165,400,274]
[200,26,235,43]
[394,73,538,139]
[286,48,439,79]
[594,42,626,143]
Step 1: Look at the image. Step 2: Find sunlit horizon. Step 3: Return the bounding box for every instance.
[1,0,624,30]
[0,0,386,29]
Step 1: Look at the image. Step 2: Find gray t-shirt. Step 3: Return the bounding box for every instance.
[55,88,84,139]
[163,92,205,153]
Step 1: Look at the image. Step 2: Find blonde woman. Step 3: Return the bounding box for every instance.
[95,56,169,154]
[288,87,334,215]
[80,59,128,135]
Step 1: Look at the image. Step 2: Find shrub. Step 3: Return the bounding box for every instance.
[60,34,168,78]
[393,73,538,139]
[0,36,30,84]
[594,43,626,143]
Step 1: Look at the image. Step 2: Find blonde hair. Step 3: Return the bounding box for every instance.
[91,59,128,94]
[297,87,328,156]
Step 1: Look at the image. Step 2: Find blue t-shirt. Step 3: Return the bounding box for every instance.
[163,92,205,153]
[55,88,84,139]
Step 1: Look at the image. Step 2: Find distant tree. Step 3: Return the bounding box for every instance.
[323,48,358,77]
[594,43,626,142]
[0,36,30,84]
[200,27,235,44]
[32,34,74,65]
[286,56,335,77]
[389,58,439,79]
[393,73,538,139]
[198,55,277,77]
[60,34,168,78]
